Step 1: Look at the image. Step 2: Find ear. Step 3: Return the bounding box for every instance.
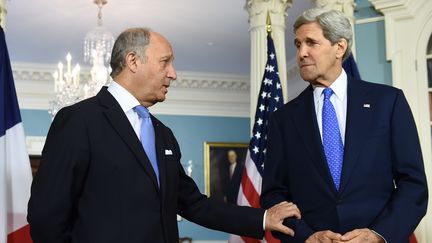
[124,52,139,73]
[336,38,348,59]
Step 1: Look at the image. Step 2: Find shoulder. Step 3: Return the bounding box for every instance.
[357,78,399,91]
[273,85,312,117]
[352,78,403,100]
[55,96,100,121]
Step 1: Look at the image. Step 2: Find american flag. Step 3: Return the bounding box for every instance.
[229,33,283,243]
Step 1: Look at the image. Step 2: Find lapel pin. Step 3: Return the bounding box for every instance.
[165,149,173,155]
[363,104,370,108]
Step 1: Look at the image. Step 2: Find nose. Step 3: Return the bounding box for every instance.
[167,64,177,81]
[297,43,308,60]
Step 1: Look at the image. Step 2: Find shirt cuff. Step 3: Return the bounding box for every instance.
[371,230,387,243]
[263,210,267,231]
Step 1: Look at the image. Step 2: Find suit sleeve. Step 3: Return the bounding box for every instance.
[168,130,265,239]
[261,113,314,242]
[27,107,90,243]
[369,90,428,241]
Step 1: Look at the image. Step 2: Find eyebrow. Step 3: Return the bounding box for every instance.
[294,37,319,44]
[160,54,173,60]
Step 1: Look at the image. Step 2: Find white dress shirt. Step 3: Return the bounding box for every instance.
[229,163,237,179]
[313,69,347,144]
[107,81,142,140]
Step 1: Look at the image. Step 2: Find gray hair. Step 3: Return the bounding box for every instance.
[110,27,151,78]
[293,8,352,61]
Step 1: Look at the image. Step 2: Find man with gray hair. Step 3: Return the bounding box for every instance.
[28,27,302,243]
[261,7,427,243]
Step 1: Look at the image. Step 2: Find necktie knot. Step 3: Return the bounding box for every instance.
[134,105,150,119]
[323,88,333,100]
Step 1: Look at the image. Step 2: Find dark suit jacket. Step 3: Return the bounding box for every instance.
[261,77,428,243]
[28,87,264,243]
[229,162,244,204]
[222,162,244,204]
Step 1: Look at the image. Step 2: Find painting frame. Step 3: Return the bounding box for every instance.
[204,142,248,203]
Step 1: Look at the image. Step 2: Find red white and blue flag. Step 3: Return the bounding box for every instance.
[0,27,33,243]
[229,33,283,243]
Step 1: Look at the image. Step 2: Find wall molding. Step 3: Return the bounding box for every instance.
[355,16,385,24]
[12,62,251,118]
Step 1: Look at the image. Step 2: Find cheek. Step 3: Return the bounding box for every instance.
[317,55,334,71]
[296,54,302,64]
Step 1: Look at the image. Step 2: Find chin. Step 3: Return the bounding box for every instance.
[300,74,315,82]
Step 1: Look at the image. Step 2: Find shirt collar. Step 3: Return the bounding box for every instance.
[313,69,347,102]
[107,81,141,113]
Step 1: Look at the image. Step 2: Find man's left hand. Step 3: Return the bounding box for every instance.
[334,228,384,243]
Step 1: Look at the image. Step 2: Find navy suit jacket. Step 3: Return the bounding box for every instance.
[261,76,428,243]
[28,87,265,243]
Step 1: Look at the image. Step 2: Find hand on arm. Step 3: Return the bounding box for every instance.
[264,201,301,236]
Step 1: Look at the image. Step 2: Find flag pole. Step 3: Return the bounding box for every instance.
[266,11,272,34]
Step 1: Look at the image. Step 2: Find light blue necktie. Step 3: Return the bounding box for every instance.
[134,105,159,186]
[322,88,343,190]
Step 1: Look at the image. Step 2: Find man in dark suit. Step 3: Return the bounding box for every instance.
[222,149,244,204]
[261,8,428,243]
[27,27,302,243]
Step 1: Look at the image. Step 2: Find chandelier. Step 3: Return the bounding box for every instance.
[49,0,114,117]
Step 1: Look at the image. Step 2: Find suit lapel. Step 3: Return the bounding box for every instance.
[339,78,372,193]
[292,86,336,192]
[97,88,160,191]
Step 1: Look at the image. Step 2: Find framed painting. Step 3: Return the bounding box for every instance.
[204,142,248,203]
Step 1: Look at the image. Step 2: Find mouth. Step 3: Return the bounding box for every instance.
[162,85,169,93]
[300,63,313,68]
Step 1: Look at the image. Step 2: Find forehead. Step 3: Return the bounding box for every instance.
[295,22,325,40]
[148,32,174,55]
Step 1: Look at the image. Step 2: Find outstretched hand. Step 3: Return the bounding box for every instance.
[264,201,301,236]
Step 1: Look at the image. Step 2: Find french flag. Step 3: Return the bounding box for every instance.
[0,26,33,243]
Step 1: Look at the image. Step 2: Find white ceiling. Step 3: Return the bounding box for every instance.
[4,0,313,75]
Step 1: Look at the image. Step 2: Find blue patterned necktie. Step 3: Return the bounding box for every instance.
[134,105,159,186]
[322,88,343,190]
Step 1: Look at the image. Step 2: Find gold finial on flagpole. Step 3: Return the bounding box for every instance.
[266,11,272,34]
